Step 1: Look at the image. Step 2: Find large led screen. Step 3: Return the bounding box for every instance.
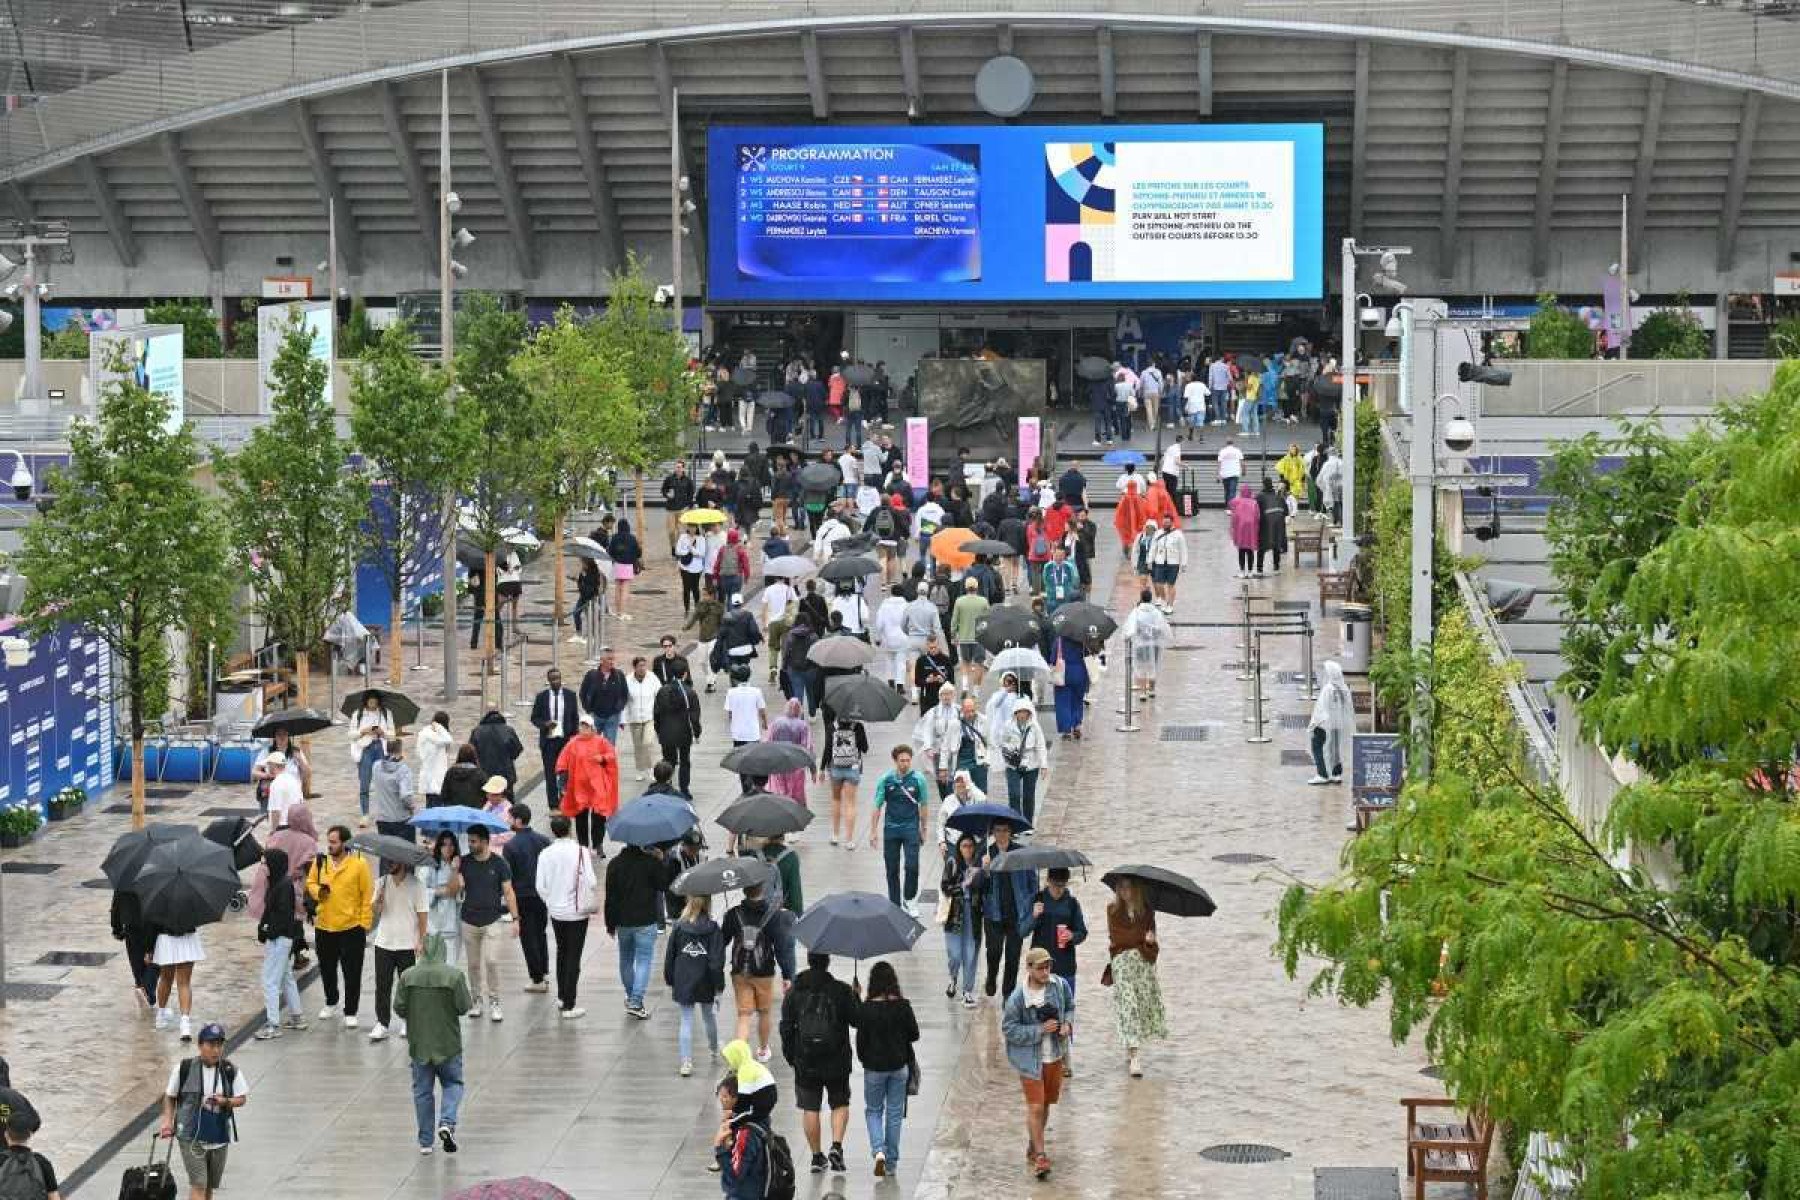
[706,124,1323,303]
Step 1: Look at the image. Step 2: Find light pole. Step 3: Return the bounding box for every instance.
[1338,239,1409,564]
[0,221,70,405]
[438,69,462,702]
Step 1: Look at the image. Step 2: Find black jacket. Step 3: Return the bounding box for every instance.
[717,608,763,660]
[529,686,580,744]
[470,711,523,785]
[652,679,702,747]
[778,967,859,1081]
[663,915,725,1004]
[651,653,692,686]
[661,471,696,510]
[603,846,677,933]
[441,761,487,808]
[257,849,303,943]
[854,996,920,1074]
[580,667,629,721]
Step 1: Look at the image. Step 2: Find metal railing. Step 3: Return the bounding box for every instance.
[1477,360,1781,416]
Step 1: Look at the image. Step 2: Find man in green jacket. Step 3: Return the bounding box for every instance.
[394,934,472,1156]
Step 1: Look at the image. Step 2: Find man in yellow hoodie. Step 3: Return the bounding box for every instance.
[307,824,374,1029]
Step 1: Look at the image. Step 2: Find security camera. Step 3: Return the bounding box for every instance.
[444,191,462,214]
[1359,305,1385,331]
[1442,418,1476,454]
[449,260,468,279]
[453,228,476,248]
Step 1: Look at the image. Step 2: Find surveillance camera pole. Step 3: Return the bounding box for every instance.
[1339,240,1411,567]
[438,68,460,702]
[0,222,71,406]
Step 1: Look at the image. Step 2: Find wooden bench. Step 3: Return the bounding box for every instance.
[1319,570,1352,604]
[1291,524,1326,567]
[1403,1096,1494,1200]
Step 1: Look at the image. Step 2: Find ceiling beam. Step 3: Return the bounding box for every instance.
[76,155,137,269]
[800,30,829,120]
[898,27,924,119]
[293,99,364,277]
[1529,60,1568,282]
[1717,90,1762,274]
[553,53,625,271]
[1628,73,1665,260]
[1438,48,1469,281]
[160,131,222,274]
[1097,26,1117,119]
[375,80,439,270]
[467,67,536,281]
[1196,32,1214,117]
[649,41,674,125]
[1350,40,1370,237]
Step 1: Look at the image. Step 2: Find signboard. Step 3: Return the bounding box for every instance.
[1017,416,1042,476]
[707,123,1324,303]
[257,300,334,415]
[904,417,930,489]
[90,324,184,435]
[1774,274,1800,297]
[0,623,114,816]
[261,276,313,300]
[1351,733,1406,808]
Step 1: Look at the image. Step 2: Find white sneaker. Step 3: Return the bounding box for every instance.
[368,1023,388,1042]
[153,1008,171,1031]
[680,1059,694,1077]
[397,1019,407,1036]
[178,1015,193,1042]
[319,1005,337,1022]
[635,771,646,782]
[1128,1048,1144,1077]
[466,1004,483,1019]
[902,899,919,918]
[755,1044,773,1063]
[419,1145,433,1156]
[560,1007,586,1020]
[829,834,839,846]
[489,1001,504,1022]
[567,635,586,645]
[344,1015,360,1030]
[1307,776,1330,786]
[523,981,550,994]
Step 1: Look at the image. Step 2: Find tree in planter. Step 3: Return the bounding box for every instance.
[15,354,235,828]
[1628,292,1711,360]
[349,320,476,684]
[511,305,634,670]
[1524,292,1594,359]
[144,298,223,359]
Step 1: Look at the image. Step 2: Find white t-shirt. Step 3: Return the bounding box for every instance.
[1217,444,1244,480]
[1182,379,1208,415]
[371,873,428,952]
[761,581,796,628]
[165,1060,249,1147]
[1160,442,1182,477]
[725,686,766,743]
[838,452,860,485]
[266,772,303,829]
[1022,981,1062,1063]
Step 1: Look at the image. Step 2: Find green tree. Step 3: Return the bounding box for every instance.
[144,298,223,358]
[225,298,260,359]
[512,305,634,669]
[589,255,694,536]
[1766,315,1800,359]
[340,299,374,359]
[1629,293,1712,360]
[349,320,475,683]
[14,350,234,827]
[215,315,368,718]
[1525,293,1594,359]
[41,321,89,358]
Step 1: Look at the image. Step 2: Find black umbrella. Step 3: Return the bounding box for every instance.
[822,675,908,723]
[721,741,815,776]
[843,364,875,388]
[831,534,878,557]
[252,708,333,739]
[202,816,263,872]
[0,1086,40,1134]
[820,556,880,583]
[756,390,797,410]
[1102,864,1217,918]
[807,635,877,670]
[731,366,758,387]
[716,791,815,837]
[1050,601,1118,643]
[671,855,776,897]
[959,537,1017,558]
[102,822,200,889]
[792,891,925,959]
[990,844,1093,873]
[974,604,1045,653]
[132,836,242,930]
[1076,355,1113,382]
[340,687,421,728]
[455,538,489,572]
[798,462,842,491]
[350,831,430,867]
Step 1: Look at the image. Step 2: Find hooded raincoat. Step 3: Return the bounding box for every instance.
[554,729,621,818]
[1307,660,1356,777]
[1228,484,1261,551]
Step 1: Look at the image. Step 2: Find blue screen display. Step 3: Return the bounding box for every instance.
[707,123,1323,304]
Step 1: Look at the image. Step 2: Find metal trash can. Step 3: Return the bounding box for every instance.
[1340,602,1373,674]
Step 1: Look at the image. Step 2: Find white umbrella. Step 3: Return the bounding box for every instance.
[989,646,1051,677]
[499,526,541,550]
[564,536,613,563]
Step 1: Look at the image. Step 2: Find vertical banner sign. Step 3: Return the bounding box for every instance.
[90,324,185,435]
[1017,416,1042,476]
[258,300,335,414]
[0,623,115,816]
[905,417,930,489]
[1600,275,1628,353]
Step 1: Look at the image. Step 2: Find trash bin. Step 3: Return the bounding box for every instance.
[1340,602,1373,674]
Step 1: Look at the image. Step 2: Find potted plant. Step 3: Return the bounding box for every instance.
[0,803,43,848]
[47,786,86,822]
[421,591,444,620]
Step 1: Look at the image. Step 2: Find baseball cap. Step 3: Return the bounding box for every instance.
[264,750,286,766]
[577,713,595,727]
[197,1022,227,1043]
[1024,947,1053,968]
[481,775,508,795]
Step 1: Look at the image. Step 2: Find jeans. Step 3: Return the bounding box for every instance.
[984,918,1023,996]
[1221,474,1239,508]
[1114,402,1133,442]
[1310,725,1342,779]
[517,894,550,984]
[411,1056,464,1147]
[786,670,812,712]
[679,1001,720,1061]
[316,926,366,1015]
[1091,408,1112,442]
[616,923,658,1007]
[462,920,503,1004]
[261,936,302,1027]
[808,410,825,441]
[552,916,589,1010]
[357,741,383,815]
[863,1068,908,1165]
[597,715,622,746]
[847,413,864,448]
[1212,387,1232,423]
[540,739,566,809]
[882,833,921,906]
[1005,767,1040,824]
[944,918,981,992]
[373,946,415,1028]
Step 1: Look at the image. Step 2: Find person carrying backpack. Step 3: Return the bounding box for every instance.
[159,1023,247,1199]
[778,952,860,1175]
[722,883,796,1063]
[713,1071,796,1200]
[0,1096,60,1200]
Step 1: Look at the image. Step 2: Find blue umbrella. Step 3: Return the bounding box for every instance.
[608,794,699,847]
[943,801,1034,837]
[1102,449,1147,466]
[791,891,925,960]
[409,805,509,835]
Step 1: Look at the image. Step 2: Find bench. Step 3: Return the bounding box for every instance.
[1319,570,1352,604]
[1403,1096,1494,1200]
[1291,524,1326,568]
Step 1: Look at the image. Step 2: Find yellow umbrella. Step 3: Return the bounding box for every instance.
[930,526,977,571]
[681,508,728,527]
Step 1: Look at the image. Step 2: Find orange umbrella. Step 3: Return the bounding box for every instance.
[930,526,977,571]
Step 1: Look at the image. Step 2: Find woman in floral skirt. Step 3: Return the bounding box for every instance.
[1104,877,1167,1077]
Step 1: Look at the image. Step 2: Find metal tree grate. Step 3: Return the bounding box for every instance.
[143,788,190,799]
[1163,645,1205,652]
[1280,750,1314,766]
[199,807,261,819]
[102,804,166,815]
[1200,1143,1292,1164]
[1420,1064,1444,1079]
[1274,599,1313,612]
[0,862,61,875]
[1160,725,1211,742]
[35,950,114,967]
[1213,852,1275,865]
[1314,1166,1400,1200]
[1,983,64,1002]
[1278,713,1311,730]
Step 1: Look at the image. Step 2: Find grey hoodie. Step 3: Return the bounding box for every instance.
[370,757,415,823]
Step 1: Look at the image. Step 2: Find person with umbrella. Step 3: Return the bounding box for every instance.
[912,633,955,720]
[675,516,711,616]
[366,848,429,1043]
[1002,946,1074,1181]
[142,843,228,1042]
[723,881,796,1060]
[306,824,374,1030]
[1048,632,1091,742]
[981,819,1037,999]
[421,831,464,967]
[1105,876,1168,1078]
[250,725,310,814]
[111,867,163,1013]
[349,692,397,828]
[818,710,870,849]
[1111,462,1151,553]
[867,744,932,914]
[252,847,308,1041]
[555,713,620,852]
[765,698,814,810]
[778,951,860,1175]
[665,892,725,1076]
[939,830,987,1008]
[604,832,678,1020]
[1119,588,1174,702]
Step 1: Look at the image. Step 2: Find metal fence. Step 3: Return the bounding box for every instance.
[1476,360,1782,416]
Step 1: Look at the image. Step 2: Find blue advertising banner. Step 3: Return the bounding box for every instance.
[354,482,459,631]
[707,123,1324,304]
[0,623,114,815]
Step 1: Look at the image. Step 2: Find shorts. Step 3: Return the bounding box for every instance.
[1151,564,1179,585]
[732,972,775,1012]
[957,642,985,665]
[794,1073,852,1112]
[828,766,863,784]
[1019,1058,1065,1107]
[178,1139,229,1189]
[613,564,636,582]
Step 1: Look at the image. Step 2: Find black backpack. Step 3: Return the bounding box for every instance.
[792,984,840,1070]
[732,903,778,975]
[0,1148,46,1200]
[753,1119,797,1200]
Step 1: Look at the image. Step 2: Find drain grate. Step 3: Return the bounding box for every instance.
[1163,645,1204,652]
[35,950,114,967]
[1279,750,1313,766]
[1213,852,1275,865]
[143,787,191,799]
[102,804,166,815]
[1160,725,1211,742]
[1274,599,1313,612]
[1201,1143,1291,1165]
[1219,661,1248,671]
[1315,1166,1400,1200]
[1,983,64,1002]
[79,878,113,889]
[199,806,262,819]
[632,587,669,596]
[1278,713,1311,730]
[0,862,62,875]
